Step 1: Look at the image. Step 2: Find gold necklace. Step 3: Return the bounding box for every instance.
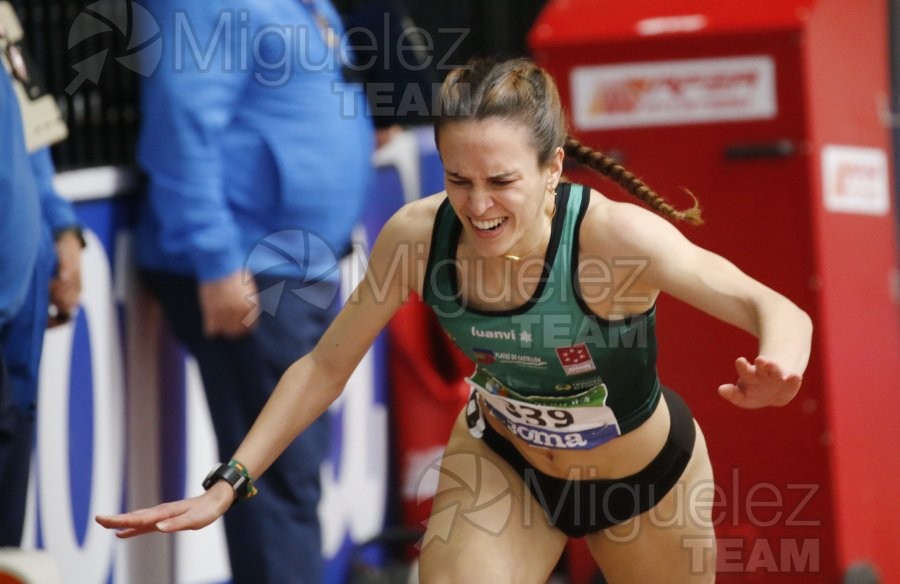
[502,198,557,262]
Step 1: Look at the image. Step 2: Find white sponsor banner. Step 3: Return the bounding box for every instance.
[571,56,777,130]
[821,145,890,215]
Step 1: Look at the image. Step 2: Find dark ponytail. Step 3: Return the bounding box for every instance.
[564,137,703,225]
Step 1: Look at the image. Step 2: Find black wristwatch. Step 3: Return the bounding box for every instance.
[202,461,257,503]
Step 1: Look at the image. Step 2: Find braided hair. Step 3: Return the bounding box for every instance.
[435,58,703,225]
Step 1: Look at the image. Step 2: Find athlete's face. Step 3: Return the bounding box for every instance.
[438,118,563,259]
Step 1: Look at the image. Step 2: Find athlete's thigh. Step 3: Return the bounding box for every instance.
[418,410,568,584]
[585,422,717,584]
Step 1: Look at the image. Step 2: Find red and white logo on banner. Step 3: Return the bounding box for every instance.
[555,344,597,376]
[570,56,777,131]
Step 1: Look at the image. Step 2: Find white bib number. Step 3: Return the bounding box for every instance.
[467,373,621,450]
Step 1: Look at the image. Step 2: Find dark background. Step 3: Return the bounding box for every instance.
[8,0,548,170]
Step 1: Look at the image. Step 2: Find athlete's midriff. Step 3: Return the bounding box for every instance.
[482,392,672,480]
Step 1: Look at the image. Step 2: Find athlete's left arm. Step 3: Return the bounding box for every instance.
[584,198,812,409]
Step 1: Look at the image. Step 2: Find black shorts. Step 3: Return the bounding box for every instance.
[480,387,696,538]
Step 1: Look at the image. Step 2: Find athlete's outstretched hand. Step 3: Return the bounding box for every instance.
[95,482,234,538]
[718,356,803,409]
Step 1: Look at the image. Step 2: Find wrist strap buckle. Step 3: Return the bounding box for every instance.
[202,459,259,503]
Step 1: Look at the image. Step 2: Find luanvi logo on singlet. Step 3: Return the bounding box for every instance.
[470,326,518,341]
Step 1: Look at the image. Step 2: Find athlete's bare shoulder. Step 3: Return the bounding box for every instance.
[379,192,446,247]
[582,187,615,217]
[368,192,449,296]
[395,192,445,227]
[579,188,620,251]
[580,187,677,257]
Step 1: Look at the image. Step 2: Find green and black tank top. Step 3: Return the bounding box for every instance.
[422,183,661,435]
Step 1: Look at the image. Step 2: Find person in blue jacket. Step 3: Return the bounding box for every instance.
[0,69,84,546]
[133,1,373,582]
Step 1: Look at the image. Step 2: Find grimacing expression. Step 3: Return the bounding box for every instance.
[438,118,563,259]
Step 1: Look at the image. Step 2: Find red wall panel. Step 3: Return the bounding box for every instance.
[532,0,899,581]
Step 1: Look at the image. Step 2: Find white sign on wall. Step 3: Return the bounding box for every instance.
[821,145,890,215]
[571,56,777,130]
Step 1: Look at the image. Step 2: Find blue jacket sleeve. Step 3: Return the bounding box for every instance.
[137,1,253,282]
[0,74,41,325]
[30,148,79,235]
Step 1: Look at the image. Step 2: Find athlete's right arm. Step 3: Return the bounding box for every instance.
[95,197,442,537]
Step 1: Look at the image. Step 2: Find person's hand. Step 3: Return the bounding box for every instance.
[718,356,803,409]
[95,481,235,538]
[198,270,260,338]
[48,230,83,328]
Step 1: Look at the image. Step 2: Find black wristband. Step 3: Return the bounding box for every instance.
[202,462,257,503]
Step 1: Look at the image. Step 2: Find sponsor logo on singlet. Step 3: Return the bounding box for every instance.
[473,348,547,368]
[555,343,597,375]
[554,376,606,392]
[473,348,496,365]
[470,326,518,341]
